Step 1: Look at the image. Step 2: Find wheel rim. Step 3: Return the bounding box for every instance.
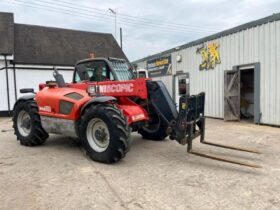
[17,110,31,137]
[86,118,110,152]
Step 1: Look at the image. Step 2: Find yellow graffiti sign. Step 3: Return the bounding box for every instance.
[155,58,169,66]
[196,43,221,70]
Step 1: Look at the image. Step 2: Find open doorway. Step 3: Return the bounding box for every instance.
[224,63,260,123]
[240,69,254,122]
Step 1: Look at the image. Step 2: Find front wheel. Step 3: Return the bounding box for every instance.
[79,104,131,163]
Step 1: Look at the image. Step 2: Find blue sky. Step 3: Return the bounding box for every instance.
[1,0,280,61]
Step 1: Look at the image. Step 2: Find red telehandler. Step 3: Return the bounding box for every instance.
[13,57,261,167]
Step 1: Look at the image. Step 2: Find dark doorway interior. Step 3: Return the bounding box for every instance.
[240,69,254,121]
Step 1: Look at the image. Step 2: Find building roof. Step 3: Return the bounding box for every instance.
[13,24,127,66]
[133,12,280,63]
[0,12,127,66]
[0,12,14,55]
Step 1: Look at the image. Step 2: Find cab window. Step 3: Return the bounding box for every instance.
[74,60,115,83]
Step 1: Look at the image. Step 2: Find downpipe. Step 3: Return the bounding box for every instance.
[4,55,11,116]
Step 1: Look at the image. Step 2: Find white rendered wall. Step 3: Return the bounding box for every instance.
[0,64,74,112]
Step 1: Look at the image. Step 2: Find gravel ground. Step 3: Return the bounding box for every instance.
[0,117,280,210]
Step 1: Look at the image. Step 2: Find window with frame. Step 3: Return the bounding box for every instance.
[74,61,115,83]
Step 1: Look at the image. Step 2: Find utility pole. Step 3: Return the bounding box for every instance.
[109,8,117,41]
[120,27,123,49]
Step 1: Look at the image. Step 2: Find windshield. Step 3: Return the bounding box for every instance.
[111,61,134,81]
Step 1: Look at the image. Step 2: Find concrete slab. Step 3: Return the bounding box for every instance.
[0,118,280,209]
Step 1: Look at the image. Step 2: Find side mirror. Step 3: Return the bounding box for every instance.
[20,88,34,93]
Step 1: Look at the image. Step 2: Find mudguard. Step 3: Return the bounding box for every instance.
[81,96,117,113]
[13,94,36,110]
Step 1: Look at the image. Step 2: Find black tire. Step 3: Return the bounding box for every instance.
[13,100,49,146]
[80,104,131,163]
[138,105,168,141]
[70,137,83,146]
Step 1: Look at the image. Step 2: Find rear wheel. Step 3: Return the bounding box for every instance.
[13,100,49,146]
[138,105,168,141]
[80,104,130,163]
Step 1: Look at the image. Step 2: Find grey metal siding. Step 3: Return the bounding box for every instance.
[135,20,280,125]
[154,75,173,97]
[135,60,147,69]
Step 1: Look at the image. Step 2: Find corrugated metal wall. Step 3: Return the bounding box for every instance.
[153,75,173,96]
[135,20,280,126]
[135,60,147,69]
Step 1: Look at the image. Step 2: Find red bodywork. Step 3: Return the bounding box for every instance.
[36,78,150,124]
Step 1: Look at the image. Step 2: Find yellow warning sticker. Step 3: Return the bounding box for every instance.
[182,103,187,110]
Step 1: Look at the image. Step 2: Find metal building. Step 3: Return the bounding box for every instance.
[133,13,280,126]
